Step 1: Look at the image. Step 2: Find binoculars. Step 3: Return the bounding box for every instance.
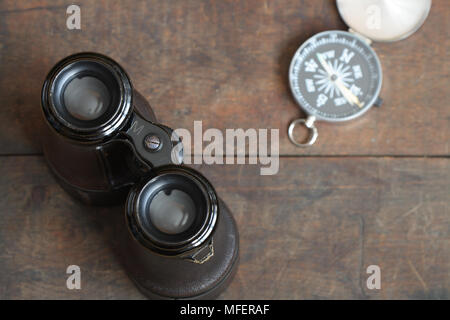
[41,52,239,299]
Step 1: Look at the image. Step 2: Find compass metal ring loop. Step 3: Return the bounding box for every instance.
[288,118,318,148]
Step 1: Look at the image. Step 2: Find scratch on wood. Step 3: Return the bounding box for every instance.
[0,5,65,15]
[407,260,428,291]
[394,201,423,223]
[237,165,243,185]
[356,214,368,299]
[392,258,401,281]
[271,261,288,298]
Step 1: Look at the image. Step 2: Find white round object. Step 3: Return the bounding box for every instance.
[336,0,432,42]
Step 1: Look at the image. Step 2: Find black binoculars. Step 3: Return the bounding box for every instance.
[41,52,239,299]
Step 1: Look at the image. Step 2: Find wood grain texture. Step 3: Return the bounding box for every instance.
[0,157,448,299]
[0,0,448,155]
[0,0,448,300]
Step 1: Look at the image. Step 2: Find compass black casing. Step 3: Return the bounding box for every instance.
[289,30,382,122]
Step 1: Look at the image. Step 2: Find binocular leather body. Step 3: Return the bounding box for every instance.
[43,90,156,205]
[120,199,239,299]
[41,52,239,300]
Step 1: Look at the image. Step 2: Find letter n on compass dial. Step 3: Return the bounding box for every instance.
[289,30,382,122]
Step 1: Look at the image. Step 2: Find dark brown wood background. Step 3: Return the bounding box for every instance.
[0,0,448,299]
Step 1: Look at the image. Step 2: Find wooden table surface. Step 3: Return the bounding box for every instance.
[0,0,448,299]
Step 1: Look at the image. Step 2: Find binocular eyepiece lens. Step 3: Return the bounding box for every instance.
[42,53,133,143]
[64,76,110,121]
[149,189,196,235]
[127,168,218,256]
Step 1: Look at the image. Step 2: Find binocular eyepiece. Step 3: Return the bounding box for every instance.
[41,52,239,299]
[126,166,218,257]
[42,53,133,143]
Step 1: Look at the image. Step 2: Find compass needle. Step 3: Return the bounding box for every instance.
[316,53,334,76]
[336,79,364,108]
[316,52,363,108]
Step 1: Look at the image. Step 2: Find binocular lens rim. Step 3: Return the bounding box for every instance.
[42,52,133,143]
[126,166,219,256]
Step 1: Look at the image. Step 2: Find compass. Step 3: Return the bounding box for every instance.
[288,0,432,147]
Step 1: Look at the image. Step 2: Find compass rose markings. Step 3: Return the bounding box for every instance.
[304,59,318,72]
[316,93,328,108]
[305,79,316,93]
[289,31,382,121]
[339,48,355,64]
[334,97,347,106]
[349,84,362,96]
[353,65,363,79]
[319,50,335,59]
[311,57,356,100]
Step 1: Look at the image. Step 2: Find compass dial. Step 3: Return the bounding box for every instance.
[289,30,382,122]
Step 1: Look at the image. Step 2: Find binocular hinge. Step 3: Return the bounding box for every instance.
[123,112,180,168]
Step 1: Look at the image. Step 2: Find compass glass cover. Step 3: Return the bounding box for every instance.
[289,30,382,122]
